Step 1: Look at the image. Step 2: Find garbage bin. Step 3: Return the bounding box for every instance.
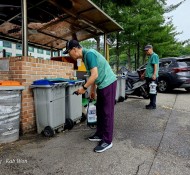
[31,80,68,137]
[65,80,85,130]
[0,81,24,144]
[115,76,126,103]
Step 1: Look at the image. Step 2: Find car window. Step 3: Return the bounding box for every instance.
[177,59,190,67]
[159,61,171,68]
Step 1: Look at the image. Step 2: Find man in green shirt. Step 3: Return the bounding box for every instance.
[143,45,159,109]
[63,40,117,153]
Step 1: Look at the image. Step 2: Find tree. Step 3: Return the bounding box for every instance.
[80,40,97,49]
[91,0,187,70]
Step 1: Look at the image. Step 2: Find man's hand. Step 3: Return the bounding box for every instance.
[77,87,86,95]
[90,91,96,100]
[89,83,96,100]
[152,74,156,80]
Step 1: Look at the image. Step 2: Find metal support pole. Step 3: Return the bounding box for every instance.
[50,48,53,58]
[104,34,107,60]
[22,0,28,56]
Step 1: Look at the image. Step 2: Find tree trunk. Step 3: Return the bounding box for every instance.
[127,45,131,70]
[137,41,140,68]
[135,53,137,70]
[143,53,146,64]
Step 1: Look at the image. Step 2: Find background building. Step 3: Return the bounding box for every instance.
[0,40,61,59]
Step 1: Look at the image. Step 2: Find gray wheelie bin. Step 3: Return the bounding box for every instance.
[0,83,24,143]
[31,80,68,137]
[65,80,85,130]
[115,76,126,103]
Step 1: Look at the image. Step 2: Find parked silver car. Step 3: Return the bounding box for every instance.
[138,57,190,92]
[158,57,190,92]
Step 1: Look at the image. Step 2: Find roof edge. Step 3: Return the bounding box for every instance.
[87,0,124,31]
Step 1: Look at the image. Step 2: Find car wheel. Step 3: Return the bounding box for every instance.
[158,78,169,93]
[185,88,190,92]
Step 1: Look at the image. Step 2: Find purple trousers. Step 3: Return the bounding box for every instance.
[96,81,117,144]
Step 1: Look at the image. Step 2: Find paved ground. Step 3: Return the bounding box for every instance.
[0,89,190,175]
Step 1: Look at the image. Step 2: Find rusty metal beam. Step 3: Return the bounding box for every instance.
[37,14,70,31]
[36,30,68,41]
[36,7,96,32]
[0,0,123,51]
[37,7,95,32]
[43,22,99,46]
[48,0,105,33]
[6,0,48,23]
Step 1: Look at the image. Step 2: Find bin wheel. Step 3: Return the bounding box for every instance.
[89,124,97,129]
[43,126,55,137]
[118,96,125,102]
[65,118,74,130]
[80,113,87,122]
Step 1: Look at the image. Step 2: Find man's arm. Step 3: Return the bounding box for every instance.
[152,64,157,80]
[85,67,98,88]
[77,67,98,95]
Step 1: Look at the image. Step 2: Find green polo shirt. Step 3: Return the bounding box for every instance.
[82,48,116,89]
[145,52,159,78]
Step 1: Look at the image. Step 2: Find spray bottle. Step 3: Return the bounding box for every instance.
[149,81,157,94]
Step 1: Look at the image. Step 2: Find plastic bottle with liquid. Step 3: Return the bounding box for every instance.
[87,101,97,125]
[149,81,157,94]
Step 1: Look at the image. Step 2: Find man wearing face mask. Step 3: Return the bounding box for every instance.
[63,40,117,153]
[142,45,159,109]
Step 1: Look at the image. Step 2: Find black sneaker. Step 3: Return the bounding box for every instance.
[146,105,156,109]
[145,104,151,108]
[94,141,113,153]
[88,135,101,141]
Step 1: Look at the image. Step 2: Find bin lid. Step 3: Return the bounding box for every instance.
[0,81,21,86]
[31,79,68,88]
[0,81,25,90]
[32,79,55,86]
[46,78,84,85]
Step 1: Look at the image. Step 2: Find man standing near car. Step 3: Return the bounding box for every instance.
[143,45,159,109]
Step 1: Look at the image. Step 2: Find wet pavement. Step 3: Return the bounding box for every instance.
[0,89,190,175]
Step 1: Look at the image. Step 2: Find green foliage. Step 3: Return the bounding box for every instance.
[91,0,189,69]
[80,40,97,49]
[179,41,190,56]
[111,0,137,6]
[164,0,185,13]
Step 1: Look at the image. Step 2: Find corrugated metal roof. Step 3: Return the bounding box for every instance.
[0,0,123,50]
